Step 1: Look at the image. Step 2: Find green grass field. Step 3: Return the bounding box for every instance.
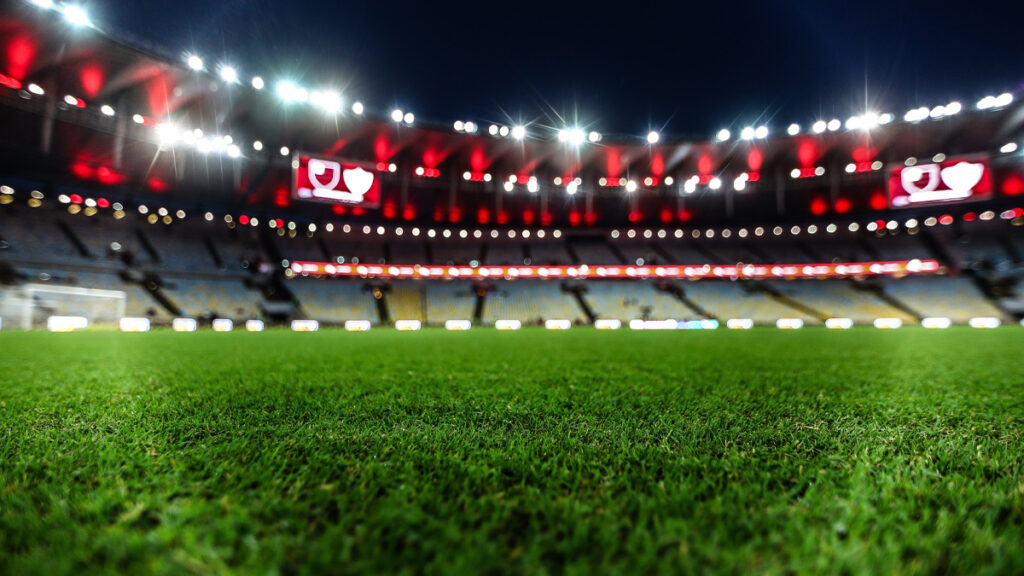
[1,328,1022,575]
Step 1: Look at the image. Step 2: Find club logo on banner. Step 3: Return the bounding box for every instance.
[293,154,381,208]
[888,157,991,207]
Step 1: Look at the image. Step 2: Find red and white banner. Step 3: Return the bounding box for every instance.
[888,157,991,208]
[293,154,381,208]
[289,259,940,280]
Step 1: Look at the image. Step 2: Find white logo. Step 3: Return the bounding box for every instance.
[342,167,374,196]
[299,159,375,203]
[308,159,342,190]
[895,161,984,206]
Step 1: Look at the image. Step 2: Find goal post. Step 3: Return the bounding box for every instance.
[0,283,126,330]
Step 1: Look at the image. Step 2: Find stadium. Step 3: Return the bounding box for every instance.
[0,0,1022,573]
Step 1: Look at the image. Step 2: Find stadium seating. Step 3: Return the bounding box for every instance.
[161,276,262,319]
[767,280,913,323]
[481,280,583,324]
[288,279,379,323]
[3,203,1020,327]
[681,281,819,324]
[882,277,1003,322]
[583,281,693,320]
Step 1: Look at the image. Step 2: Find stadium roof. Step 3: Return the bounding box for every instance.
[1,0,1023,227]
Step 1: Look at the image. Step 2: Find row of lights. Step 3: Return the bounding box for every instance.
[607,209,1022,242]
[34,315,1008,333]
[18,5,1021,175]
[28,1,1019,150]
[13,177,1020,239]
[716,93,1013,143]
[95,316,1015,333]
[11,186,1022,259]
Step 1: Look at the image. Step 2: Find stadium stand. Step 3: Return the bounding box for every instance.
[584,281,693,321]
[288,279,379,324]
[481,280,583,324]
[3,186,1022,328]
[882,277,1004,322]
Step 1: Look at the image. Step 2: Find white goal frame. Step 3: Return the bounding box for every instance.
[0,283,126,330]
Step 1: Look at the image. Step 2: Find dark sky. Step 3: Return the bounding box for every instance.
[98,0,1024,138]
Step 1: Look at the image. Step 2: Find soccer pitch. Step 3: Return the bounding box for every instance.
[1,328,1022,574]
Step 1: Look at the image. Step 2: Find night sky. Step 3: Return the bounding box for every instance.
[97,0,1024,138]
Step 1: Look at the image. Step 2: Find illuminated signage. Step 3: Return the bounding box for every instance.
[288,259,941,280]
[889,157,991,207]
[293,154,381,208]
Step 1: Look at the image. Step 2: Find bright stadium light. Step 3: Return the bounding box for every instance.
[62,5,90,27]
[787,123,800,136]
[969,317,1001,329]
[351,101,364,115]
[251,76,264,90]
[345,320,372,332]
[874,318,903,329]
[119,318,151,333]
[172,318,197,332]
[812,120,827,134]
[100,105,115,116]
[276,81,307,103]
[391,109,404,122]
[569,128,586,146]
[646,131,660,144]
[827,119,841,131]
[219,65,238,84]
[716,129,731,142]
[311,90,342,114]
[403,112,415,124]
[727,319,754,330]
[186,54,204,71]
[588,131,602,143]
[754,125,768,139]
[47,316,88,332]
[291,320,319,332]
[511,125,526,140]
[922,317,952,329]
[740,126,755,140]
[1001,142,1019,154]
[396,320,422,331]
[212,319,233,332]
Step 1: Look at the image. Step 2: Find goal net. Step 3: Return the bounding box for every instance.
[0,283,126,330]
